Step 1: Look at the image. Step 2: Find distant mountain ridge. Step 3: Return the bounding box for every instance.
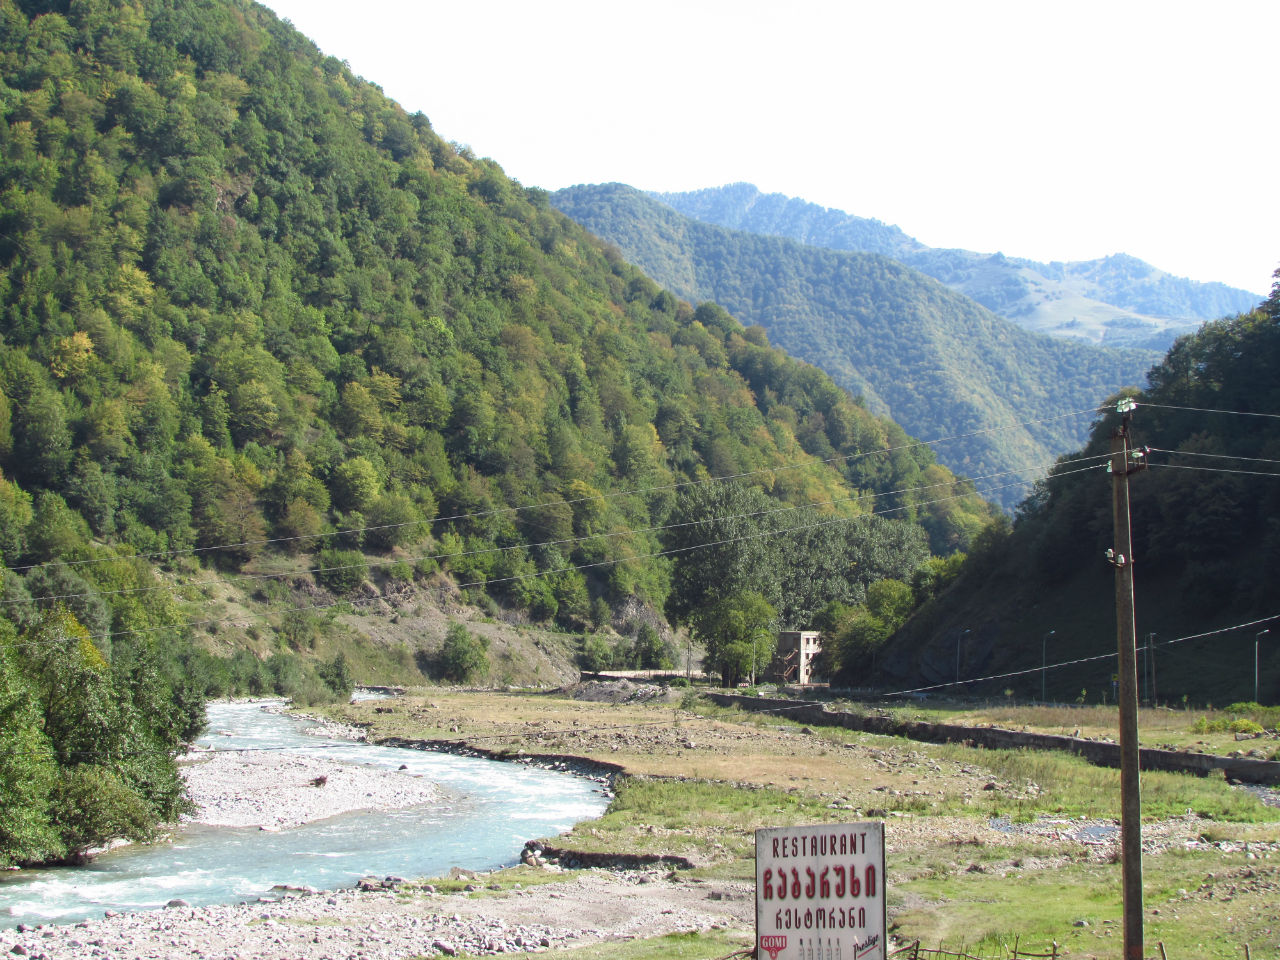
[651,184,1260,351]
[552,183,1153,509]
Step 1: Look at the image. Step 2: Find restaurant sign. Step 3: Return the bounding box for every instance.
[755,822,886,960]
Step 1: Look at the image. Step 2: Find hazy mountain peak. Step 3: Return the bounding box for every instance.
[553,182,1153,509]
[651,184,1260,351]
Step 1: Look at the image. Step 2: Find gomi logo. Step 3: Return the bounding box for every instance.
[759,934,787,960]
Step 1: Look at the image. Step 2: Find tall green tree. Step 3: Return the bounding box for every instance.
[692,591,776,687]
[664,481,786,623]
[0,628,60,866]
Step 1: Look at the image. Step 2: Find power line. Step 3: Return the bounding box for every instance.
[7,467,1065,654]
[8,438,1273,660]
[455,472,1084,594]
[6,456,1116,655]
[3,452,1112,610]
[0,466,990,606]
[1148,464,1280,479]
[1138,402,1280,420]
[1147,448,1280,466]
[879,613,1280,699]
[2,404,1107,576]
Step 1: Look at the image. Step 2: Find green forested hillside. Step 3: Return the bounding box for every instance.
[879,286,1280,706]
[0,0,996,862]
[551,184,1154,509]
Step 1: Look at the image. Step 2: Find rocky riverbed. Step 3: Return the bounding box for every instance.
[0,700,741,960]
[9,689,1280,959]
[0,869,754,959]
[179,749,442,830]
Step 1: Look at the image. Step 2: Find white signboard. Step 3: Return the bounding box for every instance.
[756,822,886,960]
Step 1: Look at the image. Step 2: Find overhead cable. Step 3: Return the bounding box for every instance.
[3,404,1107,576]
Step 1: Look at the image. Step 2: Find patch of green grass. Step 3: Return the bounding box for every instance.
[556,776,866,866]
[399,864,575,898]
[827,697,1280,754]
[1219,702,1280,729]
[607,777,825,828]
[968,930,1037,957]
[544,928,750,959]
[894,845,1280,960]
[682,699,1280,825]
[632,777,839,829]
[922,743,1280,824]
[683,858,757,883]
[1193,822,1280,844]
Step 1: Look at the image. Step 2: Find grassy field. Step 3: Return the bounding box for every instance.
[320,689,1280,959]
[861,699,1280,757]
[546,929,749,959]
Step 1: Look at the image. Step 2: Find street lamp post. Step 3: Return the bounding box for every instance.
[1042,630,1055,703]
[1257,629,1271,704]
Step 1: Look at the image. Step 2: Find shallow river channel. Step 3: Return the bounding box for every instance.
[0,698,608,928]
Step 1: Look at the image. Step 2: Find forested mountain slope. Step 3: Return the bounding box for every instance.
[0,0,995,862]
[653,183,1260,351]
[552,183,1153,508]
[879,286,1280,705]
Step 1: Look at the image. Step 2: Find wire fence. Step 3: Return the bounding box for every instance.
[885,940,1260,959]
[726,940,1262,959]
[887,941,1059,959]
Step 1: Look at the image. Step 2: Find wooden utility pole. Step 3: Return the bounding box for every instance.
[1110,398,1145,960]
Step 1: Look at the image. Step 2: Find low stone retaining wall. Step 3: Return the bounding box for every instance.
[525,840,694,872]
[373,735,625,782]
[705,693,1280,785]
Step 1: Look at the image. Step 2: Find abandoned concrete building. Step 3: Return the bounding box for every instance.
[771,630,823,686]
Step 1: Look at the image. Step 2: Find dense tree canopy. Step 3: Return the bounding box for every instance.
[0,0,998,860]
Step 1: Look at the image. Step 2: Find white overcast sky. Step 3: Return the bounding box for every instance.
[262,0,1276,296]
